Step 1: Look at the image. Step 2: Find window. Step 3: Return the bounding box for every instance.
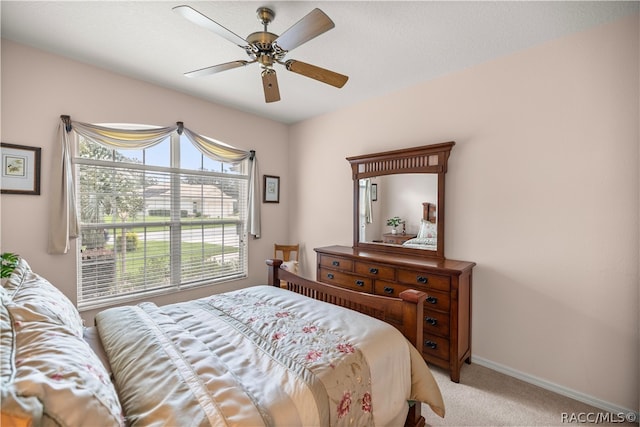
[76,130,248,309]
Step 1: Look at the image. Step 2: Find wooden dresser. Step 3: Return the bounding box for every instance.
[315,245,475,382]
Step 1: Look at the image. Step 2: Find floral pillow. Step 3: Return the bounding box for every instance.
[3,304,123,426]
[2,299,44,425]
[3,258,84,337]
[2,257,31,293]
[1,386,44,427]
[280,260,299,274]
[2,259,123,426]
[417,219,437,240]
[0,298,14,387]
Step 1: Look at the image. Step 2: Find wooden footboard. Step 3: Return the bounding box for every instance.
[267,259,427,427]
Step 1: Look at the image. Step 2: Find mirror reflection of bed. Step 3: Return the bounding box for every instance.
[402,202,437,249]
[359,173,438,250]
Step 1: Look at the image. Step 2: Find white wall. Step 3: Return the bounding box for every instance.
[288,15,639,412]
[0,39,290,322]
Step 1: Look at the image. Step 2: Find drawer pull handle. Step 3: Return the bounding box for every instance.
[355,280,365,287]
[383,286,394,295]
[327,273,335,280]
[332,261,340,267]
[425,317,438,326]
[424,340,438,349]
[426,296,438,304]
[417,276,428,284]
[369,268,379,274]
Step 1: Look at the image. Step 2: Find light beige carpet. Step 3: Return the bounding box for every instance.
[422,363,638,427]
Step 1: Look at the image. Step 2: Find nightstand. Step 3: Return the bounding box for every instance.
[382,233,417,245]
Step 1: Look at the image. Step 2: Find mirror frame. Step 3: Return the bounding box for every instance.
[347,141,455,260]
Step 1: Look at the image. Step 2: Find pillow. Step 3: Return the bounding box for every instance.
[4,305,123,427]
[1,387,44,427]
[417,219,437,239]
[402,237,437,248]
[280,260,299,274]
[2,259,123,426]
[3,258,84,337]
[0,298,15,387]
[83,326,113,375]
[2,257,31,293]
[1,300,45,426]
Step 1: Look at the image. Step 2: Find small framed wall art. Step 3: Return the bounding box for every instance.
[1,143,41,195]
[371,183,378,201]
[263,175,280,203]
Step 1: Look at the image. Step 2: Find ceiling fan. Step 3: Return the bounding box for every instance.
[173,5,349,103]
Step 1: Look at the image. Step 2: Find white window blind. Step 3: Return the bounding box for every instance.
[76,133,248,309]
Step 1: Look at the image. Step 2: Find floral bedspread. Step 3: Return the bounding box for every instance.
[96,285,442,426]
[202,290,373,425]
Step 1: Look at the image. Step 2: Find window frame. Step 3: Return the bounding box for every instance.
[74,130,249,310]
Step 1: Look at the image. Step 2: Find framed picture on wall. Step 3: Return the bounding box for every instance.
[263,175,280,203]
[371,183,378,201]
[1,143,41,195]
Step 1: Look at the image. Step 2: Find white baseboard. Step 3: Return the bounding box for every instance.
[472,356,638,417]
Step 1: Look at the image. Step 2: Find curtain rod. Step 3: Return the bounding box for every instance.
[60,115,255,160]
[60,115,72,132]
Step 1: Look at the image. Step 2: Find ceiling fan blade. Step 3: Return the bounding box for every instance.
[274,8,334,51]
[285,60,348,88]
[184,61,251,78]
[173,5,248,48]
[261,69,281,103]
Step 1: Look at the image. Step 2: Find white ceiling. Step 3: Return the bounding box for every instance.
[2,1,637,124]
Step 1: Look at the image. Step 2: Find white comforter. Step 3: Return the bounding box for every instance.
[95,285,444,426]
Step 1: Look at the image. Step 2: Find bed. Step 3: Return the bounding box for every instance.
[402,202,438,250]
[1,258,444,427]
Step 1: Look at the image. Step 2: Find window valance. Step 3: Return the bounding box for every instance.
[48,115,261,254]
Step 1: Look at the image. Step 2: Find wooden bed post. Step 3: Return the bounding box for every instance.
[405,404,425,427]
[398,289,426,354]
[399,289,426,427]
[266,259,283,286]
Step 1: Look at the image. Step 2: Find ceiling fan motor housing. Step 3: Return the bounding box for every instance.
[246,7,286,67]
[246,31,284,67]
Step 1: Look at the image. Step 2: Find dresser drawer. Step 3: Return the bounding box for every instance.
[375,282,450,312]
[318,268,373,292]
[422,334,449,361]
[423,310,450,337]
[354,261,395,280]
[423,289,450,312]
[374,280,413,297]
[318,255,353,272]
[396,269,450,291]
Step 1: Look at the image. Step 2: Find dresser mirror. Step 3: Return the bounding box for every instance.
[347,142,455,259]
